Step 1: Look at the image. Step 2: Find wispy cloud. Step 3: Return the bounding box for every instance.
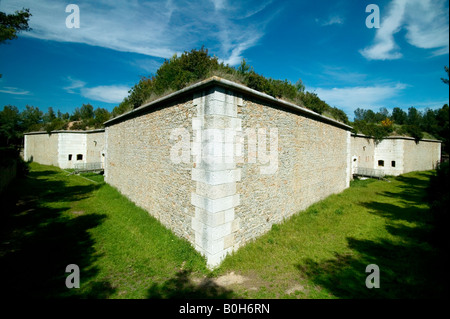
[360,0,449,60]
[316,15,344,26]
[312,83,408,117]
[81,85,130,104]
[63,77,86,94]
[1,0,275,66]
[63,77,129,103]
[0,86,31,95]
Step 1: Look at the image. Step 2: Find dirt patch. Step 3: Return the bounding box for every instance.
[285,284,306,295]
[214,272,247,286]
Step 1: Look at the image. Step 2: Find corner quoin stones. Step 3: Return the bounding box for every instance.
[103,77,353,268]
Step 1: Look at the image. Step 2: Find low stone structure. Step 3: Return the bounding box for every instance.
[351,134,441,176]
[23,129,105,169]
[104,77,353,268]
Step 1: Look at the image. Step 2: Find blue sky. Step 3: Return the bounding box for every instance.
[0,0,448,120]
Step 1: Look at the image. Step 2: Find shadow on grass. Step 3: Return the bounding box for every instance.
[147,270,236,299]
[0,167,115,298]
[297,173,449,299]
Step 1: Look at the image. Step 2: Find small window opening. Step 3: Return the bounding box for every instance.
[68,154,72,161]
[378,160,384,167]
[76,154,83,160]
[391,161,396,167]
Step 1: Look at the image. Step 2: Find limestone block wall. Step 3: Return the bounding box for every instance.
[23,130,105,169]
[86,130,106,166]
[24,132,59,166]
[57,133,87,169]
[104,77,352,268]
[351,134,441,176]
[351,135,375,170]
[234,97,351,249]
[402,138,441,173]
[105,98,198,243]
[373,138,404,176]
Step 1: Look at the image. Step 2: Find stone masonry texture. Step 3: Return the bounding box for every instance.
[24,130,105,169]
[104,77,352,268]
[351,134,441,176]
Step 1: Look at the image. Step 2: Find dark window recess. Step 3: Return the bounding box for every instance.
[68,154,72,161]
[77,154,83,160]
[391,161,396,167]
[378,160,384,167]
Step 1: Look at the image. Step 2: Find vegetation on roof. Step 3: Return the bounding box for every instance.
[112,46,349,125]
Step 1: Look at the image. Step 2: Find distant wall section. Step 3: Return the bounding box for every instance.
[24,132,59,166]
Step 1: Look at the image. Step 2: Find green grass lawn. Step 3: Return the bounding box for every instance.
[0,163,447,299]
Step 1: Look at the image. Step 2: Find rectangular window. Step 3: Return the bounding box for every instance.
[391,161,396,167]
[378,160,384,167]
[76,154,83,160]
[68,154,72,161]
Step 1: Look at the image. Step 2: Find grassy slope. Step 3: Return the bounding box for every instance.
[218,175,446,298]
[1,163,447,299]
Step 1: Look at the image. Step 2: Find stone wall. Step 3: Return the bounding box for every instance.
[23,130,105,169]
[104,77,352,268]
[57,132,87,169]
[351,135,375,170]
[403,138,441,173]
[24,132,59,166]
[86,130,106,166]
[105,98,197,243]
[373,138,404,176]
[351,134,441,176]
[234,96,351,249]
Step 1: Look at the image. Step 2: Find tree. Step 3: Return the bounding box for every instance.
[44,107,56,123]
[21,105,43,132]
[1,8,32,78]
[237,59,252,75]
[421,108,438,136]
[93,107,110,128]
[80,103,94,121]
[0,105,22,146]
[391,107,407,125]
[0,8,32,43]
[435,104,449,155]
[295,79,305,93]
[376,107,389,122]
[441,66,449,85]
[70,107,82,121]
[329,106,349,124]
[406,107,422,126]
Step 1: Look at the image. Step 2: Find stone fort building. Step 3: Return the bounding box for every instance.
[351,134,441,176]
[24,77,442,268]
[24,129,105,169]
[103,77,353,268]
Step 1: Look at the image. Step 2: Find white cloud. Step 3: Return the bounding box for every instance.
[0,86,31,95]
[81,85,130,104]
[1,0,274,66]
[312,83,408,117]
[361,0,449,60]
[63,77,86,94]
[63,77,129,103]
[317,15,344,26]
